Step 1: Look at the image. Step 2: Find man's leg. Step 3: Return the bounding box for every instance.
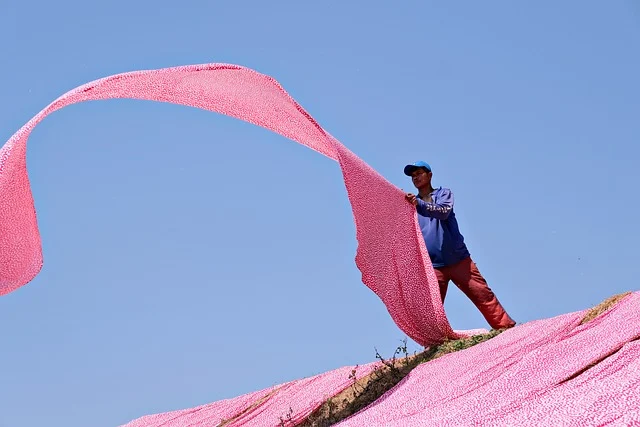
[433,266,451,303]
[448,257,516,329]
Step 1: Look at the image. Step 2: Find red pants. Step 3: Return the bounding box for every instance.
[434,257,516,329]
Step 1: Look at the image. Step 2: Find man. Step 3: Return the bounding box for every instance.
[403,161,516,330]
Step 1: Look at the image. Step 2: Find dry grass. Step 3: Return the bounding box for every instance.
[581,292,631,324]
[217,388,281,426]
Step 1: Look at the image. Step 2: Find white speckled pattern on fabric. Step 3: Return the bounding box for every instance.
[120,362,379,427]
[0,63,473,346]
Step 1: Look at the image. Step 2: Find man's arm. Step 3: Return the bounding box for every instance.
[407,189,454,220]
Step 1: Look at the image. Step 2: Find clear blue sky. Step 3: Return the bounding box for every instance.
[1,1,638,426]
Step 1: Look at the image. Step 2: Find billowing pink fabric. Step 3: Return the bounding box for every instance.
[336,292,640,426]
[121,362,379,427]
[0,63,470,346]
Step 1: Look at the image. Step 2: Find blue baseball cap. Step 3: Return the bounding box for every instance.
[403,161,432,176]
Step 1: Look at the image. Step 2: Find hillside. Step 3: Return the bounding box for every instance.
[121,292,639,426]
[1,63,637,427]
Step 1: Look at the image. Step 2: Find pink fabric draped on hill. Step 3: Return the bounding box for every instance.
[0,63,470,346]
[122,362,379,427]
[337,292,640,426]
[122,293,639,426]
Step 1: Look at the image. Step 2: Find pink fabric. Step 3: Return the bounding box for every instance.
[336,292,640,426]
[121,387,273,427]
[119,294,640,426]
[121,362,379,427]
[0,63,471,346]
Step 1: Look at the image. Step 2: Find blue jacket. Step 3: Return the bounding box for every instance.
[415,187,470,268]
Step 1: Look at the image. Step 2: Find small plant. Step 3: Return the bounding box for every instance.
[348,364,365,397]
[396,338,410,367]
[278,406,294,427]
[373,337,412,381]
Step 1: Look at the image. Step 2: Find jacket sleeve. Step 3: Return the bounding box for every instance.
[416,189,454,220]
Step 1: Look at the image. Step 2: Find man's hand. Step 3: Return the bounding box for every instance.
[405,193,418,206]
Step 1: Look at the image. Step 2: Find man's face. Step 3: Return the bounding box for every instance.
[411,168,432,188]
